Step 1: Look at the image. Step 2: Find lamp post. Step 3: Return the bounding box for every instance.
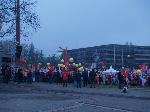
[113,45,116,67]
[121,48,124,67]
[127,55,131,68]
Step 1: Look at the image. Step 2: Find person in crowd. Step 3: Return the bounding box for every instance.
[99,71,103,85]
[107,74,112,85]
[102,72,106,85]
[24,69,28,83]
[40,67,44,82]
[62,67,69,87]
[32,65,37,82]
[54,68,61,83]
[89,68,97,88]
[42,67,48,82]
[27,68,32,84]
[82,68,88,87]
[76,69,82,88]
[1,65,6,83]
[47,66,53,84]
[59,68,63,85]
[95,72,100,86]
[20,68,24,82]
[4,66,10,84]
[147,76,150,86]
[17,68,22,84]
[35,67,40,82]
[55,67,61,84]
[117,71,124,89]
[72,68,77,87]
[111,73,116,85]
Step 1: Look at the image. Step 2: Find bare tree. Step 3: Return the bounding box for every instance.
[22,43,46,65]
[0,0,40,39]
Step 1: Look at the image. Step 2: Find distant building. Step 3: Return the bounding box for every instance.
[68,44,150,69]
[134,46,150,66]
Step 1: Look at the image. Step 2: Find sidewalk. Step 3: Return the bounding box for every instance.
[0,82,150,100]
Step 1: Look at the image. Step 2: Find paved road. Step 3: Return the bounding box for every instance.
[0,83,149,112]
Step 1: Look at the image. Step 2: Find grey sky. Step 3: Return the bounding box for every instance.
[31,0,150,56]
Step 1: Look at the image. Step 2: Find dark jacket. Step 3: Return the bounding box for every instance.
[118,72,124,83]
[82,71,88,80]
[76,71,82,81]
[89,70,96,81]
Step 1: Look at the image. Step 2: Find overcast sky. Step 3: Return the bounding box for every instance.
[30,0,150,56]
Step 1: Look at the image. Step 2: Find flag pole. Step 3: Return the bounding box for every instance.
[122,48,124,67]
[114,45,116,67]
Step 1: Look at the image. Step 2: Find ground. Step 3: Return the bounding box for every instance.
[0,83,150,112]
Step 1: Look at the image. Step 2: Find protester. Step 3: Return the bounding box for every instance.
[76,69,82,88]
[82,68,88,87]
[89,68,97,88]
[4,66,10,84]
[72,68,77,87]
[17,68,22,84]
[62,68,69,87]
[27,68,32,84]
[1,62,150,91]
[117,71,124,89]
[55,68,61,84]
[24,69,28,83]
[47,67,53,84]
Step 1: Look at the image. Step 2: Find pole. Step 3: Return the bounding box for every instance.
[16,0,20,45]
[64,48,68,66]
[122,48,124,67]
[15,0,20,68]
[59,47,69,67]
[0,13,2,31]
[114,45,116,67]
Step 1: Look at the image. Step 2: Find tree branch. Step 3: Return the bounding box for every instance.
[1,19,16,23]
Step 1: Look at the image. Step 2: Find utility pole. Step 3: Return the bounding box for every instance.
[121,48,124,67]
[16,0,20,45]
[0,13,2,31]
[113,45,116,67]
[15,0,22,68]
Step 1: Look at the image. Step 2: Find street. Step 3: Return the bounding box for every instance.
[0,83,150,112]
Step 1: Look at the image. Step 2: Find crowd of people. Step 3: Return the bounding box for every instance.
[1,63,150,89]
[0,65,11,84]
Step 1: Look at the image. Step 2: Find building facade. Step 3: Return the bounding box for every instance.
[68,44,150,69]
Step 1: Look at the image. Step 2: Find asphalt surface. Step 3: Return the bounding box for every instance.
[0,82,150,112]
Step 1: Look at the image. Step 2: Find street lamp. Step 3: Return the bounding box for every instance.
[127,55,131,68]
[127,55,131,58]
